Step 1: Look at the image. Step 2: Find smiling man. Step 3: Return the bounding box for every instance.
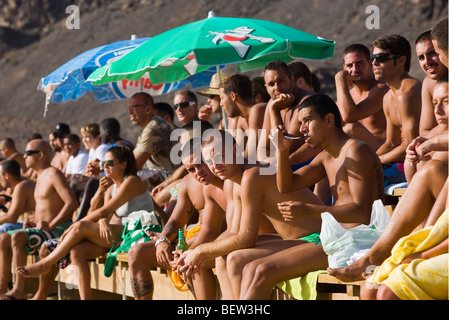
[415,31,448,136]
[173,89,199,125]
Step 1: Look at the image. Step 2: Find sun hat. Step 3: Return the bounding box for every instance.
[197,72,231,96]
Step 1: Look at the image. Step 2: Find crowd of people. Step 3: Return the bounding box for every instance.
[0,18,447,300]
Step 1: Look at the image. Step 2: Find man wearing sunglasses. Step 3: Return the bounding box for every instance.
[0,139,77,300]
[335,43,389,151]
[415,31,448,136]
[371,34,422,186]
[173,89,199,125]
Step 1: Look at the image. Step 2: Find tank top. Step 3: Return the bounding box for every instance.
[111,183,154,224]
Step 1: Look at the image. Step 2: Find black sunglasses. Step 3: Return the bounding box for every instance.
[24,150,40,156]
[173,101,195,110]
[371,53,401,63]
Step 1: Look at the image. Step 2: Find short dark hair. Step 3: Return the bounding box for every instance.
[343,43,371,61]
[154,102,174,122]
[131,92,154,106]
[264,60,291,77]
[220,73,253,101]
[65,133,81,144]
[415,30,432,44]
[372,34,412,72]
[299,94,342,129]
[288,61,313,86]
[1,159,21,178]
[431,18,448,53]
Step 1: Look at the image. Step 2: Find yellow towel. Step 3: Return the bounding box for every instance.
[168,225,202,291]
[368,208,448,300]
[276,270,327,300]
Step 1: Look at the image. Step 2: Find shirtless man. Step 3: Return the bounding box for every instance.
[0,138,35,180]
[257,60,317,165]
[0,139,77,300]
[228,94,384,299]
[128,121,226,300]
[0,160,35,294]
[48,130,69,173]
[335,43,389,151]
[328,79,448,282]
[372,34,422,165]
[415,31,448,136]
[431,18,448,68]
[219,73,266,160]
[175,130,323,299]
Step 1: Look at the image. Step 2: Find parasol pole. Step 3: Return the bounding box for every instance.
[216,65,228,130]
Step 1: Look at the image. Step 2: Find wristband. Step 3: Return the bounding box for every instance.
[155,237,169,247]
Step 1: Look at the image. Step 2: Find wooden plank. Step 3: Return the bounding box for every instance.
[393,187,407,197]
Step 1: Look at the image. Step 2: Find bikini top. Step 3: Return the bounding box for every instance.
[111,183,154,221]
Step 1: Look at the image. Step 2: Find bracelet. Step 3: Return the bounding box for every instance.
[155,237,169,247]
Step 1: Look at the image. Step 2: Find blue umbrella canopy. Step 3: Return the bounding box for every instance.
[38,35,215,116]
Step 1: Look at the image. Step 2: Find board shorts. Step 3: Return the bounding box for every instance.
[7,221,72,255]
[299,232,321,245]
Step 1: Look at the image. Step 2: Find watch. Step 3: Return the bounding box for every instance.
[155,237,169,247]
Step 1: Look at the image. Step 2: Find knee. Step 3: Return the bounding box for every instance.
[128,242,154,269]
[39,243,50,258]
[226,251,246,276]
[11,231,26,248]
[244,261,272,286]
[376,284,398,300]
[0,233,11,249]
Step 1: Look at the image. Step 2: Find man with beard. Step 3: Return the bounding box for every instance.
[335,43,389,151]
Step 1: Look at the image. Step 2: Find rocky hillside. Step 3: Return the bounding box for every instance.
[0,0,447,150]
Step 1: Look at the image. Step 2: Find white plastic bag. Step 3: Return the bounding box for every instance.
[320,200,390,268]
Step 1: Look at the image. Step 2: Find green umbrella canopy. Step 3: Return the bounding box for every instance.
[88,11,335,85]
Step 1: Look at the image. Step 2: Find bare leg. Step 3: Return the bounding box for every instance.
[240,243,328,300]
[1,231,29,299]
[328,160,448,281]
[215,256,234,300]
[191,259,217,300]
[128,240,159,300]
[227,238,301,299]
[70,240,107,300]
[0,233,12,294]
[17,221,114,278]
[31,243,58,300]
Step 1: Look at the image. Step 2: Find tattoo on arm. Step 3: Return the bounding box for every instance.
[130,278,153,298]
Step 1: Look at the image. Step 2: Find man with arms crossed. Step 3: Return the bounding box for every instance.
[335,43,389,151]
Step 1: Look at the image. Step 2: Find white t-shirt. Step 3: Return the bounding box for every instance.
[88,143,109,162]
[66,150,89,175]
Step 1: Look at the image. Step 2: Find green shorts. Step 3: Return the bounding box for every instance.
[298,232,321,245]
[7,221,72,255]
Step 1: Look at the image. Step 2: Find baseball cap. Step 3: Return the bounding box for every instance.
[55,123,70,134]
[198,73,231,97]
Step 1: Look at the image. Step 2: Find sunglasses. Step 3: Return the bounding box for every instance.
[173,101,195,110]
[100,160,115,169]
[371,53,401,63]
[24,150,40,156]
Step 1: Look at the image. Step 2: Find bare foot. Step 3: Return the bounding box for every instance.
[16,261,52,278]
[327,258,377,282]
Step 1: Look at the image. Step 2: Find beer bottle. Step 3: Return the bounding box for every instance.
[176,228,188,252]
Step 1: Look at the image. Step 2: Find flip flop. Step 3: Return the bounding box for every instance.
[0,294,26,300]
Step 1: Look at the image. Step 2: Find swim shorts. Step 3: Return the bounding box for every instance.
[0,222,23,234]
[298,232,321,245]
[7,221,72,255]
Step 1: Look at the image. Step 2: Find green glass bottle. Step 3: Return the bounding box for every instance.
[176,228,188,252]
